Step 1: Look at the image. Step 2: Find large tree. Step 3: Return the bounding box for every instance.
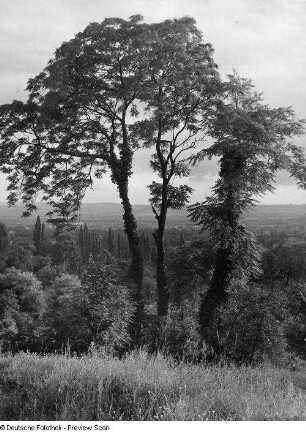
[0,16,150,309]
[189,72,306,349]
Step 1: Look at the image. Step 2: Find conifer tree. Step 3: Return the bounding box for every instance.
[33,216,43,250]
[41,223,45,242]
[117,232,124,260]
[144,234,152,263]
[179,231,186,246]
[107,227,116,257]
[77,225,85,260]
[0,222,9,252]
[0,222,9,271]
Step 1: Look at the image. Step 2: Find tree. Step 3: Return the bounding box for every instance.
[212,280,291,364]
[33,216,45,251]
[260,241,306,359]
[140,232,151,263]
[107,227,116,257]
[44,273,90,352]
[77,223,93,263]
[0,268,45,351]
[261,239,306,287]
[77,224,85,261]
[0,223,10,271]
[167,239,214,306]
[82,255,135,352]
[135,17,220,316]
[117,231,124,260]
[7,242,33,271]
[51,232,81,274]
[0,16,152,321]
[189,72,306,350]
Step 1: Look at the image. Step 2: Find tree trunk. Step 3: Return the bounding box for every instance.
[199,154,242,347]
[117,180,143,285]
[116,178,144,343]
[151,167,171,317]
[199,244,233,349]
[153,225,169,317]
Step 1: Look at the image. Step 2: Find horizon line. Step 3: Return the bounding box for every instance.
[0,201,305,207]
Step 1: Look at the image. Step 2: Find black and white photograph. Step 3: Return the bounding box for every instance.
[0,0,305,424]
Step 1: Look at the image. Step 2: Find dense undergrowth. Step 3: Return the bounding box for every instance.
[0,350,305,421]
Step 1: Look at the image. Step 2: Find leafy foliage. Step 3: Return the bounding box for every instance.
[0,268,45,351]
[44,274,89,352]
[190,72,305,266]
[148,182,194,210]
[82,254,135,352]
[51,232,81,275]
[0,17,151,221]
[0,223,10,271]
[208,281,290,364]
[189,72,306,347]
[167,240,214,306]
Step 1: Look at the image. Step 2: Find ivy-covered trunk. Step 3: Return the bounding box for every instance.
[117,178,144,342]
[199,243,233,335]
[198,152,244,351]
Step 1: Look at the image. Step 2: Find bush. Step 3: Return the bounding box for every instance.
[43,274,90,353]
[81,254,135,353]
[142,298,207,362]
[203,280,290,364]
[0,268,45,351]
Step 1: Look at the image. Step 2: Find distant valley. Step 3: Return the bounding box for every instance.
[1,202,306,237]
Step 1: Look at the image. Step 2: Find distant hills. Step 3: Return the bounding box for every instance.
[0,202,306,230]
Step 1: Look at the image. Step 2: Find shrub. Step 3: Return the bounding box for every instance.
[43,274,90,353]
[204,280,290,364]
[81,254,135,353]
[0,268,45,351]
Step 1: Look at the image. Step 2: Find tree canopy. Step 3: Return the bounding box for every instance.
[189,72,306,345]
[0,15,221,324]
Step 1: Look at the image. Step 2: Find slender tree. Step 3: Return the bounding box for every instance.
[77,225,85,261]
[135,17,220,316]
[189,72,306,347]
[107,227,116,256]
[33,216,44,250]
[0,222,9,271]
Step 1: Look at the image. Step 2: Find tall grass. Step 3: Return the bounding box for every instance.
[0,350,305,420]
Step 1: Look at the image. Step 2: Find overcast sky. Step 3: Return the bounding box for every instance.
[0,0,305,205]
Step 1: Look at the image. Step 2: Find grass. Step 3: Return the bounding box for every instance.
[0,350,305,421]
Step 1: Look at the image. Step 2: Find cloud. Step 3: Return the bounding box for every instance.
[0,0,305,204]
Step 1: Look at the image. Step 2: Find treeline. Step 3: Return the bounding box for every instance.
[0,220,136,353]
[0,218,306,364]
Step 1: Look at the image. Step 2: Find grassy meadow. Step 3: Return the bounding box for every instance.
[0,350,305,421]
